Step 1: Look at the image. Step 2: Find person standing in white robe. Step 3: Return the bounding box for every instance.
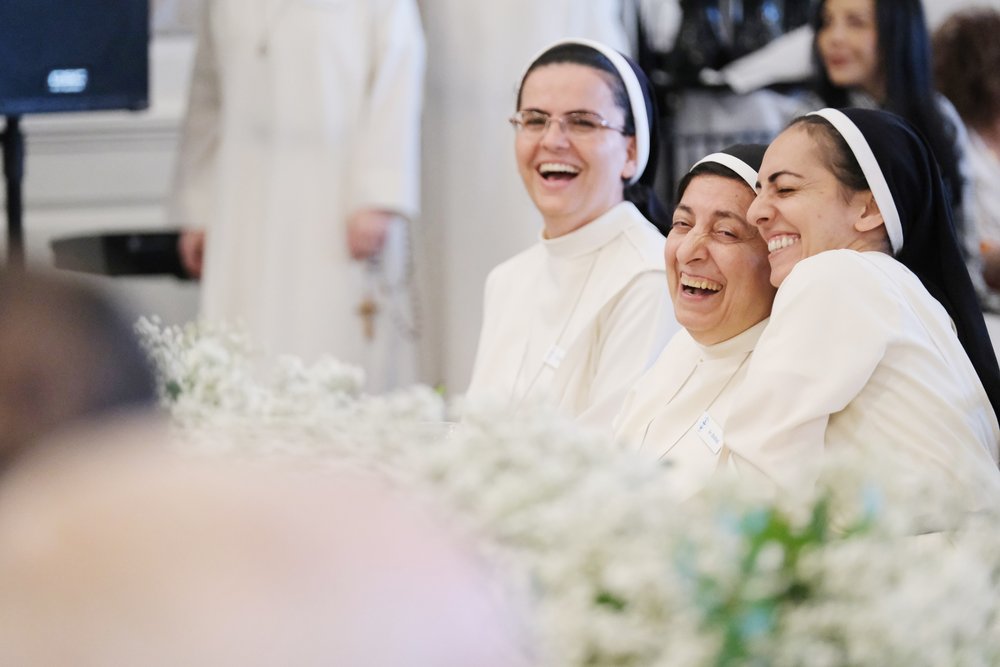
[465,39,679,431]
[933,8,1000,310]
[613,144,775,501]
[171,0,424,391]
[416,0,630,391]
[724,108,1000,510]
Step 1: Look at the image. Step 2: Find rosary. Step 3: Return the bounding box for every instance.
[357,296,378,341]
[352,223,420,344]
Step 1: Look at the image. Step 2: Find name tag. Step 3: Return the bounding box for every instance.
[543,345,566,370]
[695,412,724,454]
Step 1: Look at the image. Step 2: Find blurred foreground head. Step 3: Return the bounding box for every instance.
[0,269,156,472]
[0,438,529,667]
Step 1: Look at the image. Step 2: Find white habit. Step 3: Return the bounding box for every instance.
[171,0,424,390]
[417,0,629,391]
[466,202,678,430]
[614,319,768,501]
[724,250,1000,506]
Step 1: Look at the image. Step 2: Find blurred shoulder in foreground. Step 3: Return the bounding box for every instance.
[0,438,531,667]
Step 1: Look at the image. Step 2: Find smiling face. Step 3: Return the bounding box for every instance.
[667,174,775,345]
[515,63,637,238]
[748,125,887,287]
[816,0,884,99]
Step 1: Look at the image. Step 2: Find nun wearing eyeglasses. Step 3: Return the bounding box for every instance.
[464,39,679,430]
[724,107,1000,506]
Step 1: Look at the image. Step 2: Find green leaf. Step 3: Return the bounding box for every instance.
[594,591,627,612]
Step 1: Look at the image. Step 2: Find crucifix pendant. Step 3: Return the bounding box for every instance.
[357,297,378,341]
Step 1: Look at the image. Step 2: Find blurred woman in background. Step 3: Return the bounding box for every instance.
[811,0,990,304]
[933,8,1000,298]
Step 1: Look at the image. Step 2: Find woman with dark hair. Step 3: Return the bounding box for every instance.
[811,0,988,302]
[465,39,679,429]
[933,8,1000,296]
[724,108,1000,507]
[613,144,775,500]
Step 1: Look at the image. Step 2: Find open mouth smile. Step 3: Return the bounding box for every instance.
[767,235,799,253]
[680,273,723,296]
[538,162,581,181]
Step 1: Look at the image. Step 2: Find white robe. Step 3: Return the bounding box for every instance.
[417,0,629,391]
[171,0,424,391]
[614,319,768,501]
[967,130,1000,249]
[724,250,1000,507]
[466,202,678,431]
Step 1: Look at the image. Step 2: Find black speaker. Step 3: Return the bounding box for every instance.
[0,0,149,115]
[51,231,188,279]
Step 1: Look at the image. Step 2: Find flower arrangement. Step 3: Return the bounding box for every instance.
[137,318,1000,667]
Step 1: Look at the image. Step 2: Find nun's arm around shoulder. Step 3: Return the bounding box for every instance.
[720,250,898,493]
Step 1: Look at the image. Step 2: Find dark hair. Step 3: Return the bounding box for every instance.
[789,115,870,200]
[675,162,752,203]
[674,143,767,203]
[811,0,964,212]
[517,42,669,235]
[933,9,1000,132]
[783,108,1000,420]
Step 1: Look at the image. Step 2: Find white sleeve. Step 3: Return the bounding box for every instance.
[579,270,673,430]
[937,96,990,299]
[723,252,895,494]
[168,0,221,229]
[348,0,425,220]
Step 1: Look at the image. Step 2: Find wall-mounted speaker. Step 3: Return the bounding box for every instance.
[0,0,149,115]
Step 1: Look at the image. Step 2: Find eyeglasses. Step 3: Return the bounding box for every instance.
[509,110,627,138]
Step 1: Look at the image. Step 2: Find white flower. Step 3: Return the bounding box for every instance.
[136,318,1000,667]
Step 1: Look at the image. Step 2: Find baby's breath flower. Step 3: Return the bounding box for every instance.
[136,317,1000,667]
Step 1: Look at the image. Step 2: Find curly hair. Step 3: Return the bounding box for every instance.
[933,9,1000,132]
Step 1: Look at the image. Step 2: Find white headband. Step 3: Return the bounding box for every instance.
[522,38,650,186]
[691,152,758,190]
[808,108,904,254]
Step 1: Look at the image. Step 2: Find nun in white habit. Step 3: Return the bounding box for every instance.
[613,144,775,501]
[725,108,1000,508]
[171,0,424,391]
[465,39,680,430]
[417,1,630,391]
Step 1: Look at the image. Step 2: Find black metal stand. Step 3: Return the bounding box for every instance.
[2,115,25,269]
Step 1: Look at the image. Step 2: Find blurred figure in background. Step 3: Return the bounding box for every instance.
[0,442,529,666]
[417,0,630,392]
[0,270,157,474]
[933,8,1000,300]
[172,0,424,392]
[810,0,991,305]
